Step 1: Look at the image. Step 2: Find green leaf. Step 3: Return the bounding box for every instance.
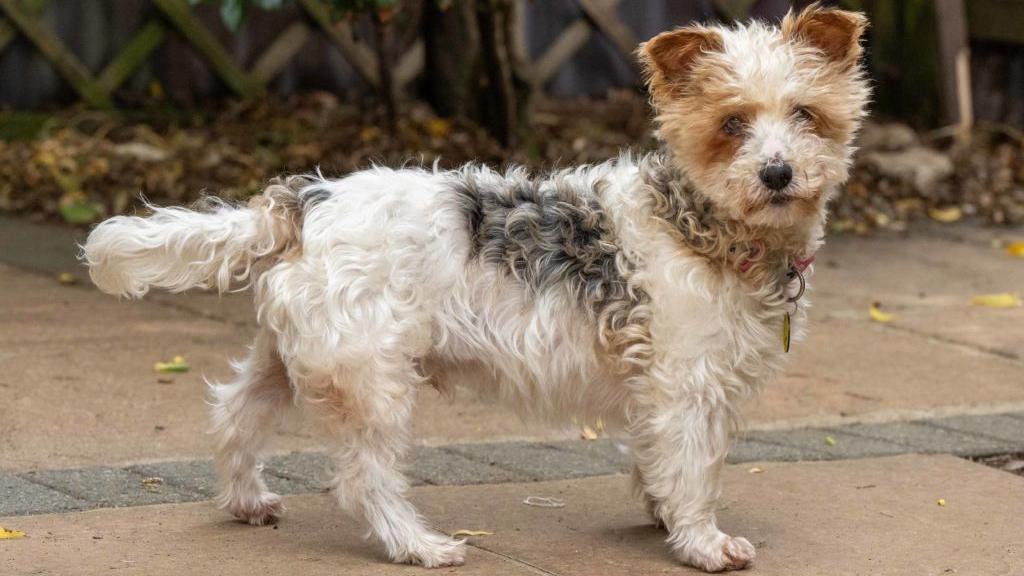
[220,0,245,31]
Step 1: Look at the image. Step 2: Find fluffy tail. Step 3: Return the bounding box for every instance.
[82,178,310,298]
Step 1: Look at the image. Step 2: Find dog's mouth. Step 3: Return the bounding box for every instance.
[768,194,792,207]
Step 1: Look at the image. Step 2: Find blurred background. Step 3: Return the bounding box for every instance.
[0,0,1022,231]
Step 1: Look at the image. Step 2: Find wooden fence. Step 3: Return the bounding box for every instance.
[1,0,1022,128]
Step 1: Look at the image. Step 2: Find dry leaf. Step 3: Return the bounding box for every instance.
[426,118,451,139]
[0,526,25,540]
[57,272,77,285]
[824,436,837,446]
[580,425,598,441]
[936,498,946,507]
[970,293,1022,308]
[928,206,962,223]
[748,467,764,474]
[869,302,894,323]
[1005,242,1024,258]
[450,529,493,538]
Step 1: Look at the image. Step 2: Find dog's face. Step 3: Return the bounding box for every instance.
[640,5,870,229]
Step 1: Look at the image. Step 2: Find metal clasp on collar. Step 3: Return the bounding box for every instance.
[786,265,806,303]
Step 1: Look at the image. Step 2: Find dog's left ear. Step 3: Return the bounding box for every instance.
[782,4,867,67]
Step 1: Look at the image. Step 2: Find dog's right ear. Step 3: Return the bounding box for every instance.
[638,26,723,93]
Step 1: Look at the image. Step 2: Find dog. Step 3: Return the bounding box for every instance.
[82,4,868,571]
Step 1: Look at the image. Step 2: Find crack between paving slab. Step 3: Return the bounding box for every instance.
[918,420,1022,446]
[882,322,1020,361]
[14,472,92,505]
[468,543,563,576]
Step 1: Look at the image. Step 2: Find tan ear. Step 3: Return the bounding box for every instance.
[638,26,723,83]
[782,3,867,65]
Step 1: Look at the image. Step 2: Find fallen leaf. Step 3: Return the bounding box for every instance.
[748,467,764,474]
[869,302,894,323]
[595,417,605,432]
[1007,242,1024,258]
[824,436,837,446]
[936,498,946,507]
[970,293,1022,308]
[56,272,77,285]
[580,425,598,441]
[154,356,190,373]
[359,126,381,143]
[928,206,962,223]
[141,477,163,491]
[450,529,493,538]
[0,526,25,539]
[426,118,451,139]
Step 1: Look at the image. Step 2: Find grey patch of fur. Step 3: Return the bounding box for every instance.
[449,166,652,368]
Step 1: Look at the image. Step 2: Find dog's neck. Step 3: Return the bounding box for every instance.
[638,151,820,302]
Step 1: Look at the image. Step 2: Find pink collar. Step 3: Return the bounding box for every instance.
[737,252,815,274]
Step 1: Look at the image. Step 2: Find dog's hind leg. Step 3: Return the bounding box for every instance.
[304,359,466,568]
[210,330,294,525]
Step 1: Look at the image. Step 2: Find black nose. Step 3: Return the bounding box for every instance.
[760,162,793,191]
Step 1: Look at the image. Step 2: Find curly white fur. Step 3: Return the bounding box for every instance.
[82,6,868,572]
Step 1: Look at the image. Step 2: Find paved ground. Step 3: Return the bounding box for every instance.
[1,216,1023,574]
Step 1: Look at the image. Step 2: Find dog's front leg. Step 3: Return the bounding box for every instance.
[630,392,754,572]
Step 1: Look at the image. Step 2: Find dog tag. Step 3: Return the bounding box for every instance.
[782,312,791,353]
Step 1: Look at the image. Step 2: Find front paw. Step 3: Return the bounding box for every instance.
[674,531,755,572]
[224,491,285,526]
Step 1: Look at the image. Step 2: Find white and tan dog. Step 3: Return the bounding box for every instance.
[83,5,869,571]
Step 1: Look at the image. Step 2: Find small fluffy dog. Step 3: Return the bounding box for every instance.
[83,5,868,572]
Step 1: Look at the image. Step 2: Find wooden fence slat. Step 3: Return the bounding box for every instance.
[393,39,423,89]
[0,0,110,106]
[534,18,592,85]
[299,0,379,88]
[0,0,48,54]
[151,0,262,98]
[250,20,311,84]
[576,0,641,79]
[95,20,165,95]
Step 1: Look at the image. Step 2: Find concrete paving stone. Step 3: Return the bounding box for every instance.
[447,441,622,481]
[0,490,535,576]
[749,427,912,461]
[128,460,219,498]
[409,446,526,486]
[22,467,203,509]
[840,420,1019,456]
[546,438,633,472]
[924,413,1024,445]
[0,474,86,517]
[727,438,825,463]
[264,451,331,491]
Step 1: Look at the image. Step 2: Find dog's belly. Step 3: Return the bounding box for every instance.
[427,272,631,425]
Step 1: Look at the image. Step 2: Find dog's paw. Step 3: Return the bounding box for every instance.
[394,532,467,568]
[226,492,285,526]
[675,533,755,572]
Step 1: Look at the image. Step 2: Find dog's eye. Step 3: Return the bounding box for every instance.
[793,106,815,124]
[722,115,746,136]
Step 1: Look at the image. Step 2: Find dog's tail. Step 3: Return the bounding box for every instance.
[82,177,312,298]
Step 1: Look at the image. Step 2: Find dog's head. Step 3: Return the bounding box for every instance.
[639,4,870,230]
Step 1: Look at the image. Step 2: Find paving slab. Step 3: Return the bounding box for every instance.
[3,219,1024,473]
[3,455,1021,575]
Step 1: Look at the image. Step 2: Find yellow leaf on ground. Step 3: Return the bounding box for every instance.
[937,498,946,507]
[824,436,837,446]
[580,425,598,441]
[0,526,25,539]
[748,467,764,474]
[928,206,962,223]
[1006,242,1024,258]
[57,272,77,285]
[426,118,451,139]
[868,302,894,323]
[451,529,493,538]
[971,293,1022,308]
[154,357,190,373]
